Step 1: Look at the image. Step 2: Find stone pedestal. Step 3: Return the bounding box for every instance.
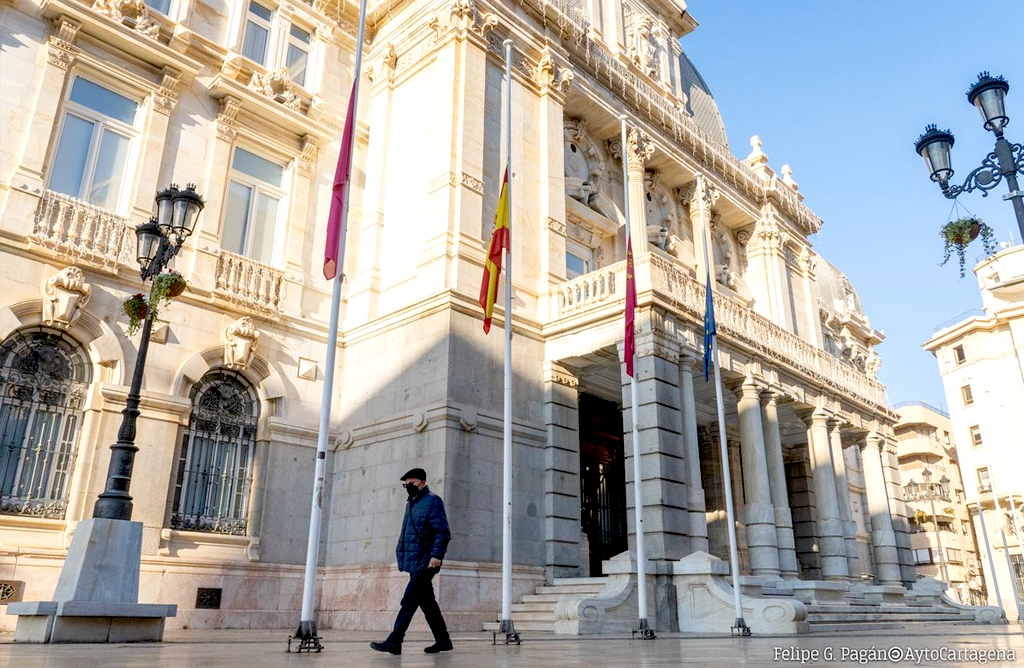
[8,519,176,643]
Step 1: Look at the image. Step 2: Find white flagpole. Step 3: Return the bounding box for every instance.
[293,0,367,650]
[971,485,1004,612]
[498,38,518,644]
[619,115,651,637]
[983,456,1024,618]
[697,172,748,635]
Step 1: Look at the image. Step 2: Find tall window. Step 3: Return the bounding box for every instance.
[953,345,966,365]
[565,240,593,279]
[241,1,273,66]
[48,77,139,211]
[171,370,259,535]
[978,467,991,491]
[222,147,286,264]
[0,330,90,519]
[961,384,974,406]
[970,425,983,447]
[146,0,172,15]
[286,25,312,87]
[947,548,963,564]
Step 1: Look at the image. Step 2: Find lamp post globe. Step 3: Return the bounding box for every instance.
[916,72,1024,242]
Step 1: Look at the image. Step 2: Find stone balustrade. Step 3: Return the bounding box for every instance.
[548,253,887,410]
[214,250,283,316]
[554,266,621,318]
[31,190,131,272]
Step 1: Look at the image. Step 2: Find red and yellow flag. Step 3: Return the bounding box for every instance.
[479,169,510,334]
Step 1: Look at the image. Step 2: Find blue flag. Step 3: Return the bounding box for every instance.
[703,271,716,380]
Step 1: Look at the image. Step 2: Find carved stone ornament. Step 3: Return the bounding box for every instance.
[608,127,654,174]
[216,96,241,142]
[92,0,160,40]
[223,316,260,371]
[865,350,882,380]
[47,18,82,70]
[155,67,181,115]
[432,0,497,38]
[249,68,303,110]
[533,52,574,95]
[298,135,319,178]
[625,10,659,80]
[679,177,719,218]
[41,266,92,329]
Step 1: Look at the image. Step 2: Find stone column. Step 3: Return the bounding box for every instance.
[734,375,780,577]
[678,355,708,553]
[543,362,582,579]
[681,175,719,280]
[829,420,861,578]
[802,408,849,580]
[618,336,689,561]
[880,435,916,587]
[860,432,902,586]
[614,127,653,254]
[760,391,800,579]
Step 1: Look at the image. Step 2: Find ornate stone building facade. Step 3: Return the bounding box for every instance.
[0,0,998,633]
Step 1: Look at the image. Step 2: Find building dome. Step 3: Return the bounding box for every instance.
[678,50,729,149]
[816,258,864,317]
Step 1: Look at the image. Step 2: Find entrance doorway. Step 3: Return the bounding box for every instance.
[578,393,627,575]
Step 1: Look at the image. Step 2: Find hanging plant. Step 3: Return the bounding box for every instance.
[940,216,997,278]
[122,293,149,335]
[149,270,188,323]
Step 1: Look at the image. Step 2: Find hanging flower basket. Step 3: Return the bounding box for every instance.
[154,270,188,299]
[940,216,997,278]
[122,293,149,335]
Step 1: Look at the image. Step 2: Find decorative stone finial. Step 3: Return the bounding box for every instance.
[746,135,767,165]
[781,164,799,191]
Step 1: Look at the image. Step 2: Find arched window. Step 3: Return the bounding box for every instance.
[171,369,259,535]
[0,329,90,518]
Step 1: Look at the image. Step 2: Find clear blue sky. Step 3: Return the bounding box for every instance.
[682,1,1024,412]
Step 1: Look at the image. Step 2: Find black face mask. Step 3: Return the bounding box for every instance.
[404,483,419,498]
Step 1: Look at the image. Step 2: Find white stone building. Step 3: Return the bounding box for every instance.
[894,402,984,605]
[0,0,1001,634]
[924,243,1024,620]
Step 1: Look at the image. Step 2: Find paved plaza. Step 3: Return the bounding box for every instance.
[1,626,1022,667]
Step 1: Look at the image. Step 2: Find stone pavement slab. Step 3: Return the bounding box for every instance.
[1,626,1022,667]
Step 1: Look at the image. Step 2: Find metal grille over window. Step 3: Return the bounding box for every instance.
[0,330,89,519]
[195,587,222,609]
[171,370,258,535]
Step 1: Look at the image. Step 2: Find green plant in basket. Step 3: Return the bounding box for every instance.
[940,216,997,278]
[122,293,149,335]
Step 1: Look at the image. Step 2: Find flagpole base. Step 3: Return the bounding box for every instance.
[492,619,520,645]
[632,618,656,640]
[731,617,752,637]
[288,620,323,653]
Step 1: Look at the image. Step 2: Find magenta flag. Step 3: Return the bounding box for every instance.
[324,82,357,280]
[625,237,636,377]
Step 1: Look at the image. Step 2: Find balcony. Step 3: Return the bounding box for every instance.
[30,190,132,272]
[546,252,887,409]
[214,250,284,316]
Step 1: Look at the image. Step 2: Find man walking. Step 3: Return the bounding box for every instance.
[370,468,453,655]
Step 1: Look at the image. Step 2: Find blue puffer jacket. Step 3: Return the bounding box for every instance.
[397,486,451,573]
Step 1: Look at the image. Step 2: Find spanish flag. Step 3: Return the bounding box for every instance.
[479,169,510,334]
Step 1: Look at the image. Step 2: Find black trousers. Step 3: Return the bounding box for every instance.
[386,567,450,646]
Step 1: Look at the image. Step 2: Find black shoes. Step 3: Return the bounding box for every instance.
[370,640,402,655]
[423,641,454,654]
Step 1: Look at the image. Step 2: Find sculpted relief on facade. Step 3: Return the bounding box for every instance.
[623,7,660,80]
[41,266,92,329]
[564,119,621,223]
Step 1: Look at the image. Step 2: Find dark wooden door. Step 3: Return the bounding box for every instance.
[578,394,626,575]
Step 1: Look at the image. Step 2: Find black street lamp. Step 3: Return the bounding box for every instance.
[93,184,204,521]
[920,468,951,587]
[915,72,1024,241]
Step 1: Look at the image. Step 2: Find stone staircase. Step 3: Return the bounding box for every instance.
[802,602,988,633]
[482,577,608,633]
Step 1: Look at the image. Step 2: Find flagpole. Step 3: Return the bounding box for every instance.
[291,0,367,652]
[697,172,749,636]
[498,37,519,645]
[619,115,652,639]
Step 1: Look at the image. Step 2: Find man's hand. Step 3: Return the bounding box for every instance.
[429,557,442,570]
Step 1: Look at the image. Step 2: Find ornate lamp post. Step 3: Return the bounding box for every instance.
[93,184,204,520]
[915,72,1024,240]
[921,468,951,586]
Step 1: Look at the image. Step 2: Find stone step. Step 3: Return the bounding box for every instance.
[535,584,605,595]
[522,593,573,604]
[512,602,559,613]
[806,604,966,616]
[483,621,557,633]
[552,577,608,587]
[808,619,978,634]
[807,613,967,623]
